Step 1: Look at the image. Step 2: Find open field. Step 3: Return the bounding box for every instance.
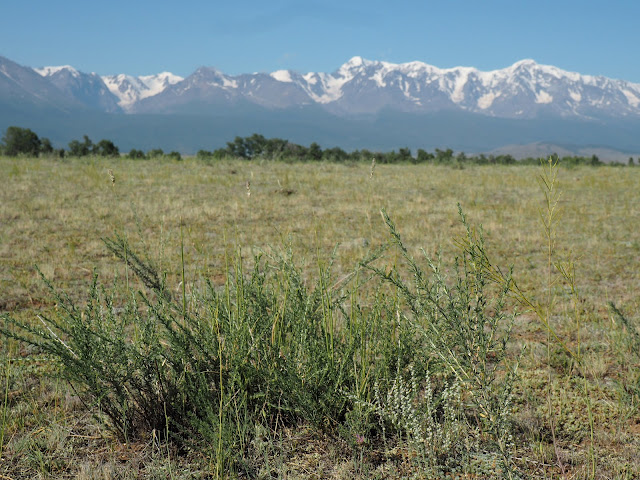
[1,156,640,479]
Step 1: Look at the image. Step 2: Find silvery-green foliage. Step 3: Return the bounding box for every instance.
[370,364,464,468]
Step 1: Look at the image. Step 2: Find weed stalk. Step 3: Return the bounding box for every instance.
[0,352,9,462]
[539,156,565,473]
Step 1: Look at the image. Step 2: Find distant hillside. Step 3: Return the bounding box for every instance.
[486,143,640,163]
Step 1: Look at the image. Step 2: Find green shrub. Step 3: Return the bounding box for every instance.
[147,148,164,158]
[128,149,147,159]
[1,211,520,475]
[359,209,520,474]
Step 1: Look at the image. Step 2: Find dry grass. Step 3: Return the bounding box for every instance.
[1,156,640,478]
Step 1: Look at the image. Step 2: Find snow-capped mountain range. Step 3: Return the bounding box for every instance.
[2,54,640,156]
[17,55,640,119]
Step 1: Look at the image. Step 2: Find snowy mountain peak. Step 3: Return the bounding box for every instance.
[102,71,183,110]
[345,56,366,67]
[270,70,294,83]
[189,67,237,89]
[139,72,183,91]
[338,56,379,74]
[511,58,538,68]
[35,65,81,78]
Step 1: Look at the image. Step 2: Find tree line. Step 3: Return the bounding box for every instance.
[1,126,637,166]
[199,133,633,166]
[0,126,182,160]
[0,126,121,158]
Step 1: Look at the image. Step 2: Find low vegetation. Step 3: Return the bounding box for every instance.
[1,154,639,478]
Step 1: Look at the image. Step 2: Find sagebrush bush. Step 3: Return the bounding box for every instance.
[359,209,519,474]
[1,211,521,476]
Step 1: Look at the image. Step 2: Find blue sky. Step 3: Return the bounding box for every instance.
[2,0,638,82]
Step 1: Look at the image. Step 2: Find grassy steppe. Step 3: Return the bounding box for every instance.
[1,156,640,478]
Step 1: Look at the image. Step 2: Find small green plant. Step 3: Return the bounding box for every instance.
[610,303,640,404]
[363,210,518,471]
[368,364,464,472]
